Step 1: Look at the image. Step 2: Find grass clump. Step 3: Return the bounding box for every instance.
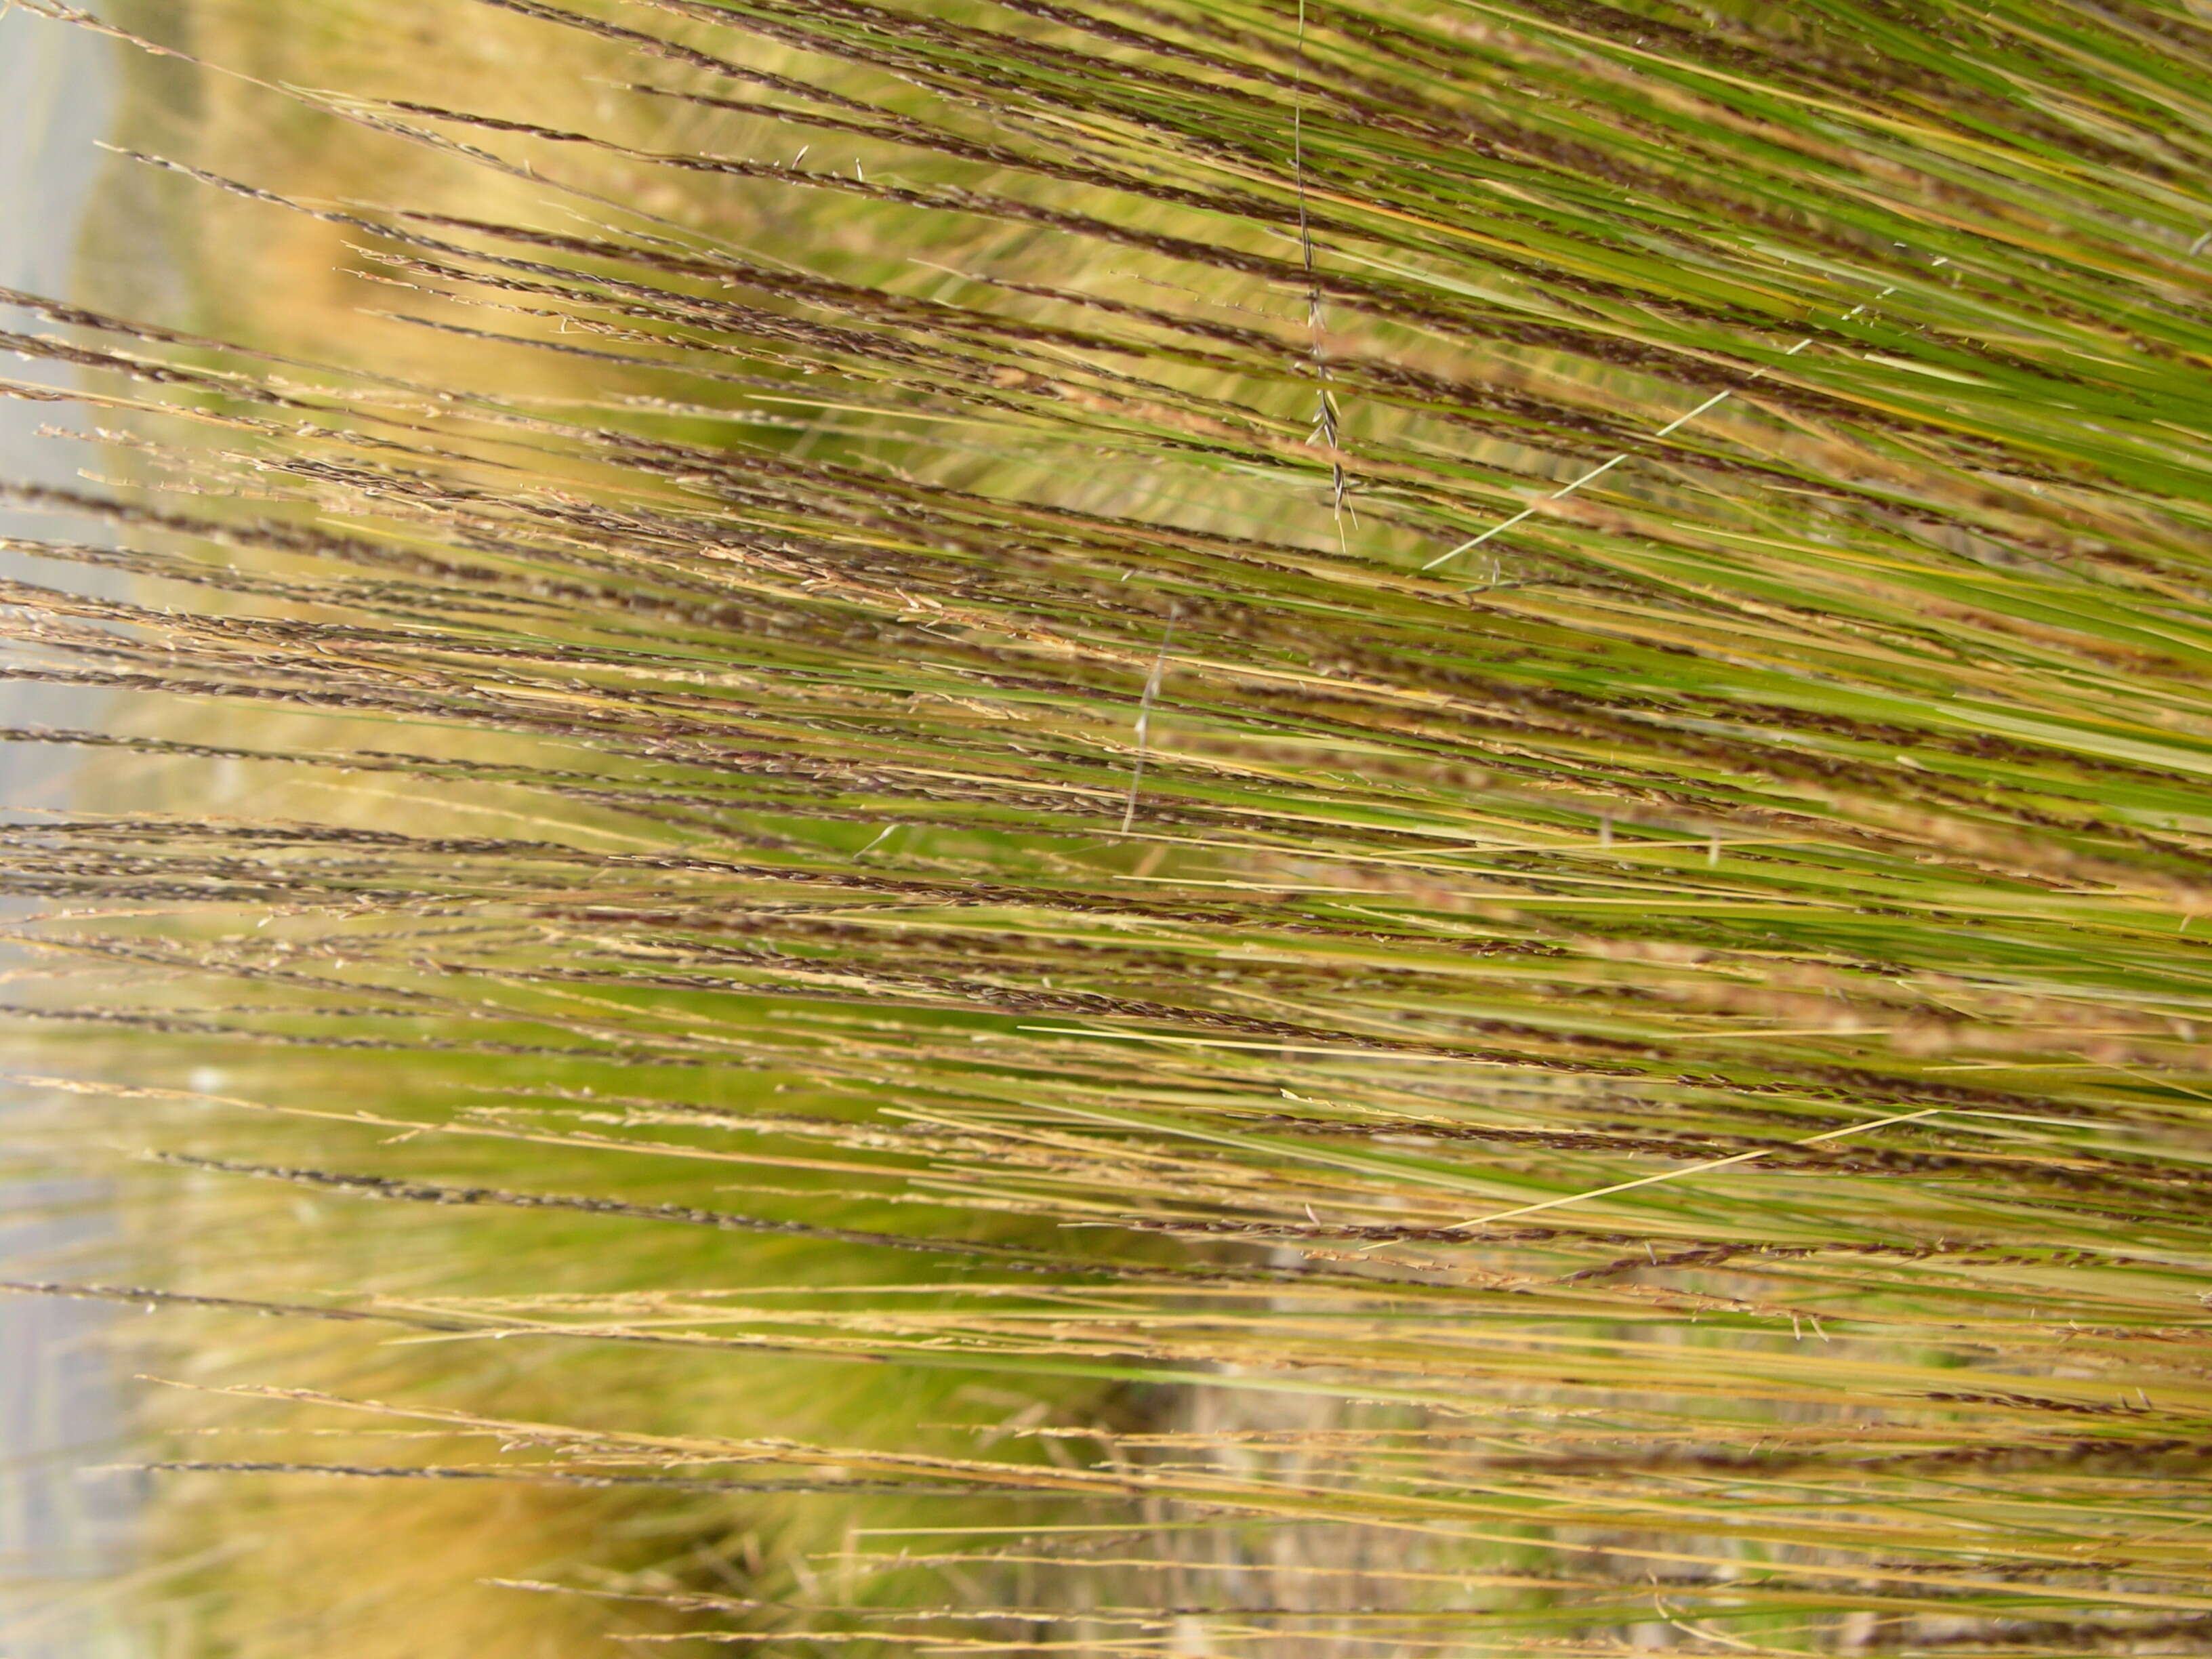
[3,0,2211,1651]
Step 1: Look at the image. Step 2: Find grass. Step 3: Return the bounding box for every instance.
[2,0,2211,1650]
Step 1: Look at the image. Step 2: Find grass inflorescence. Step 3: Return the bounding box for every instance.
[3,0,2211,1651]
